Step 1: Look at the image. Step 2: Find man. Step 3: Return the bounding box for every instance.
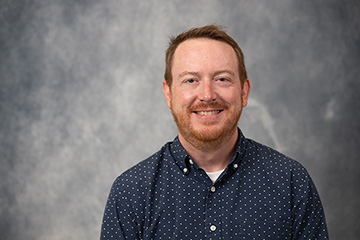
[101,25,328,239]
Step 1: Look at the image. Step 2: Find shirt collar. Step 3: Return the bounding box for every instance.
[168,128,248,174]
[168,136,190,174]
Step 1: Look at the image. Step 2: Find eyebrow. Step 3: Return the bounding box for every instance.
[214,70,235,76]
[178,70,235,78]
[178,71,200,78]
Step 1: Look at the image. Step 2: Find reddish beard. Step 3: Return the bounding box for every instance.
[171,101,242,147]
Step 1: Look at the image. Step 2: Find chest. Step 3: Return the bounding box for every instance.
[139,171,292,239]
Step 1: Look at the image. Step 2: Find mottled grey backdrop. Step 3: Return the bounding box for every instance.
[1,0,359,239]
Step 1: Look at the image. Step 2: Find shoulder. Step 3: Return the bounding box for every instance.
[243,137,309,178]
[241,137,320,199]
[111,141,171,191]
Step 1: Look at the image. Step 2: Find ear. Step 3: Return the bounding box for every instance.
[241,78,251,107]
[163,80,172,109]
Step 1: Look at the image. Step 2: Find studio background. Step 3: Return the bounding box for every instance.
[1,0,359,239]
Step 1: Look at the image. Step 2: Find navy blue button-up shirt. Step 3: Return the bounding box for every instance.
[101,130,328,239]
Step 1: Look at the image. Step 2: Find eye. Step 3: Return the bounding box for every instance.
[185,78,197,84]
[217,77,229,82]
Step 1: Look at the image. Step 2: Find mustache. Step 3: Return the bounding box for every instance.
[188,102,229,112]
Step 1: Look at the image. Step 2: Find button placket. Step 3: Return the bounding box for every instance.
[204,183,222,238]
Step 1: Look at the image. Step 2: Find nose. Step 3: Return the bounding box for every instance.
[199,80,217,102]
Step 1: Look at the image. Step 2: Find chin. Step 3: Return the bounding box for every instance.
[192,126,225,142]
[172,107,241,145]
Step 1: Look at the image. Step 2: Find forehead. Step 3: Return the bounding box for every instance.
[172,38,238,74]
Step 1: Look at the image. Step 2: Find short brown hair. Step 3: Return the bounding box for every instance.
[164,24,248,87]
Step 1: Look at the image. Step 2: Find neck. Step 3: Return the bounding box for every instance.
[178,128,238,172]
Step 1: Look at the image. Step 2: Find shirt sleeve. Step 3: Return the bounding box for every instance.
[291,166,329,239]
[100,177,140,240]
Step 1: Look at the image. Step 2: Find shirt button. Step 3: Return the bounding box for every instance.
[189,159,194,165]
[210,186,216,192]
[210,225,216,231]
[183,168,188,174]
[233,163,238,169]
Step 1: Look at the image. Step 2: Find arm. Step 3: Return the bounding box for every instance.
[100,177,140,240]
[291,167,329,239]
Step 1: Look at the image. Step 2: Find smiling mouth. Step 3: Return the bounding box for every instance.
[195,110,223,116]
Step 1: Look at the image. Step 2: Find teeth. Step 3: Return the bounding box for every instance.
[197,111,220,116]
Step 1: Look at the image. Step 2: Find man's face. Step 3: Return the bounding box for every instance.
[163,38,250,145]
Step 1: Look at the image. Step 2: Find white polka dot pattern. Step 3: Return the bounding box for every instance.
[101,129,328,239]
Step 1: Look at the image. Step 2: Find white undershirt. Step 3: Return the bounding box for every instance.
[206,169,225,183]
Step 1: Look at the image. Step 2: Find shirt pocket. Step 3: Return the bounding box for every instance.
[241,220,291,239]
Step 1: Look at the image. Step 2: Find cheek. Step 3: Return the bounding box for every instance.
[173,91,194,107]
[222,91,242,106]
